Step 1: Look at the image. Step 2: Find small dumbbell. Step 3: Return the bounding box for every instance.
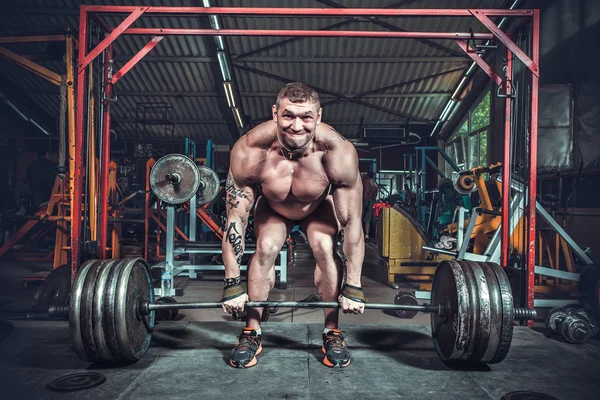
[545,307,569,335]
[561,314,591,344]
[564,306,599,338]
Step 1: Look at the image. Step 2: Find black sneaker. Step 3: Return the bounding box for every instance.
[230,328,262,368]
[322,329,351,368]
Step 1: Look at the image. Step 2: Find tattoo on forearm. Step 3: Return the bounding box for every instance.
[225,173,247,209]
[226,198,240,208]
[227,222,244,266]
[226,173,247,198]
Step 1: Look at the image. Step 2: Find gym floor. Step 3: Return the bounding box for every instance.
[1,240,599,399]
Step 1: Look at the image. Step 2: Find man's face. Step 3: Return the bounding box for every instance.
[272,98,322,149]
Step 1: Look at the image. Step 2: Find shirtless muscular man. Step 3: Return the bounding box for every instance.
[221,82,366,368]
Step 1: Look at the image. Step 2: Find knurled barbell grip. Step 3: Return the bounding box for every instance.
[144,301,442,314]
[144,301,537,320]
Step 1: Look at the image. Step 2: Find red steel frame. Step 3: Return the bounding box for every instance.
[501,50,513,270]
[74,6,539,318]
[98,44,112,259]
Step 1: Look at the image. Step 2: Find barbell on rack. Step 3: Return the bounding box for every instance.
[149,154,220,205]
[7,258,535,367]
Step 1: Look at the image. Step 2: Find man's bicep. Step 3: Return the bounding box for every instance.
[333,178,363,227]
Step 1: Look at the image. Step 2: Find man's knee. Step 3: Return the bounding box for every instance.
[309,235,335,262]
[255,238,282,263]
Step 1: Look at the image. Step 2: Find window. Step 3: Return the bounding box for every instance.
[458,120,469,137]
[470,92,490,131]
[445,90,490,175]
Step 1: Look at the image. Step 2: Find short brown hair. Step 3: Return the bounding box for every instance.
[276,82,320,109]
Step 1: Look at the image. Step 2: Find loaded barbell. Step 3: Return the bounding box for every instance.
[6,258,535,367]
[149,154,220,205]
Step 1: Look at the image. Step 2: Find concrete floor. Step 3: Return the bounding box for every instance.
[1,241,599,399]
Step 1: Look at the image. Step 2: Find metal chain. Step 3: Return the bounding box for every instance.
[57,75,67,175]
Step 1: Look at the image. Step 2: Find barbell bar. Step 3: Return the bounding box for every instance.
[144,301,535,320]
[146,301,443,313]
[18,300,535,322]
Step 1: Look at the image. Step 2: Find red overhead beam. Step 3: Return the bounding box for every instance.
[121,28,494,40]
[85,6,533,17]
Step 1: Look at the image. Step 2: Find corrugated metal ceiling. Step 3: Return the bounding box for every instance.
[0,0,510,143]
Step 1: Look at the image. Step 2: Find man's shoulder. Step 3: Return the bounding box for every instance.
[230,122,275,183]
[237,121,276,150]
[318,124,359,185]
[317,123,346,143]
[316,123,353,155]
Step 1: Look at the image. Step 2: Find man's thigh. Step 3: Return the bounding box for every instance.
[253,196,295,248]
[300,196,339,246]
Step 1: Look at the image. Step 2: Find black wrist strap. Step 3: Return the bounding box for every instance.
[224,276,241,288]
[341,283,367,303]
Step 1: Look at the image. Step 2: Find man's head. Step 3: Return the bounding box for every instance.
[272,82,322,150]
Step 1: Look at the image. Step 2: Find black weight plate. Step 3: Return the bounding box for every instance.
[462,261,492,364]
[93,259,121,362]
[478,262,502,364]
[487,262,514,364]
[154,298,172,321]
[31,264,71,313]
[155,297,178,321]
[103,259,128,362]
[502,391,560,400]
[69,259,102,362]
[46,372,106,393]
[545,307,568,335]
[393,291,418,319]
[80,260,105,362]
[431,260,473,362]
[578,264,600,311]
[114,259,155,361]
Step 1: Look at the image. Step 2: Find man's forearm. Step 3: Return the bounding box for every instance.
[342,218,364,286]
[222,218,246,279]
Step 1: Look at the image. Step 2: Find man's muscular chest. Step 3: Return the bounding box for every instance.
[258,153,330,203]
